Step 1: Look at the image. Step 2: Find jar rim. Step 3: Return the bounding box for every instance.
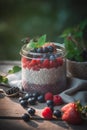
[20,43,65,59]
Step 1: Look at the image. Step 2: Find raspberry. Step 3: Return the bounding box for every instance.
[57,57,63,66]
[53,95,63,105]
[42,59,50,68]
[29,59,37,66]
[42,107,53,119]
[45,92,53,101]
[21,57,28,63]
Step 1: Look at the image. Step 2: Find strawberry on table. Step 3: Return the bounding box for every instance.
[62,106,82,125]
[61,102,82,125]
[61,102,75,113]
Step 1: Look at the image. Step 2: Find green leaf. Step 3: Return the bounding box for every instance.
[26,34,47,49]
[38,34,46,46]
[0,75,8,84]
[8,66,21,74]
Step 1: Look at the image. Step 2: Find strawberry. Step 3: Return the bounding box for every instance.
[53,95,63,105]
[45,92,53,101]
[62,106,82,125]
[42,107,53,119]
[61,102,82,125]
[61,102,75,113]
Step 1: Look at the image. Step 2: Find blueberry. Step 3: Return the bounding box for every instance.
[55,53,62,58]
[27,107,36,116]
[30,48,38,53]
[22,113,30,122]
[37,47,43,53]
[48,105,54,112]
[47,46,54,52]
[53,109,61,118]
[42,47,49,53]
[49,54,55,61]
[37,94,45,103]
[46,100,54,107]
[24,93,33,100]
[32,92,40,99]
[20,100,28,107]
[28,97,36,105]
[19,97,23,102]
[42,54,49,60]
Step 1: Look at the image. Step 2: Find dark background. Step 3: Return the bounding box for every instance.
[0,0,87,60]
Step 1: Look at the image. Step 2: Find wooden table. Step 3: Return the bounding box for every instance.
[0,61,87,130]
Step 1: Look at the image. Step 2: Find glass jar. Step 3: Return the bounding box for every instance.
[20,43,66,94]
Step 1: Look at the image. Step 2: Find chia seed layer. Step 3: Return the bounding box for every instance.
[22,63,66,94]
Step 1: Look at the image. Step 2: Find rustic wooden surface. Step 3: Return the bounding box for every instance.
[0,61,87,130]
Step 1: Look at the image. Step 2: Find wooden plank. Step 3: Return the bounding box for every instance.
[0,61,87,130]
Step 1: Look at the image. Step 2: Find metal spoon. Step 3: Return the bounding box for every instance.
[0,87,20,97]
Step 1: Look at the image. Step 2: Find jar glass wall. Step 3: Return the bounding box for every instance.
[20,43,66,94]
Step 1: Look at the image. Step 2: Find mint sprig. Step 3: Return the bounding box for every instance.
[8,66,21,74]
[26,34,47,49]
[0,75,8,84]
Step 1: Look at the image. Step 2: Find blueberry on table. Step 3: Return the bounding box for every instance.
[32,92,40,99]
[28,97,36,105]
[53,109,61,118]
[27,107,36,116]
[18,97,23,102]
[37,94,45,103]
[22,113,30,122]
[20,99,28,107]
[46,100,54,107]
[24,93,33,100]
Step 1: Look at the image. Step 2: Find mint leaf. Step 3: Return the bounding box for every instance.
[26,34,47,49]
[8,66,21,74]
[0,75,8,84]
[38,34,46,46]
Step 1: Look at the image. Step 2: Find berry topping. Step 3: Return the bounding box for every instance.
[42,59,50,68]
[42,107,53,119]
[57,57,63,66]
[47,46,54,52]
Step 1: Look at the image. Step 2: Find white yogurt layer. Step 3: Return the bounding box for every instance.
[22,63,66,85]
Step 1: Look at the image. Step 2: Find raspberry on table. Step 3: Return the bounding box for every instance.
[45,92,53,101]
[53,95,63,106]
[42,107,53,119]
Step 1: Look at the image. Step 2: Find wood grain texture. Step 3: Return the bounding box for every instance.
[0,61,87,130]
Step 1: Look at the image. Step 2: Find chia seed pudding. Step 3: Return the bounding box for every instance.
[20,35,66,94]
